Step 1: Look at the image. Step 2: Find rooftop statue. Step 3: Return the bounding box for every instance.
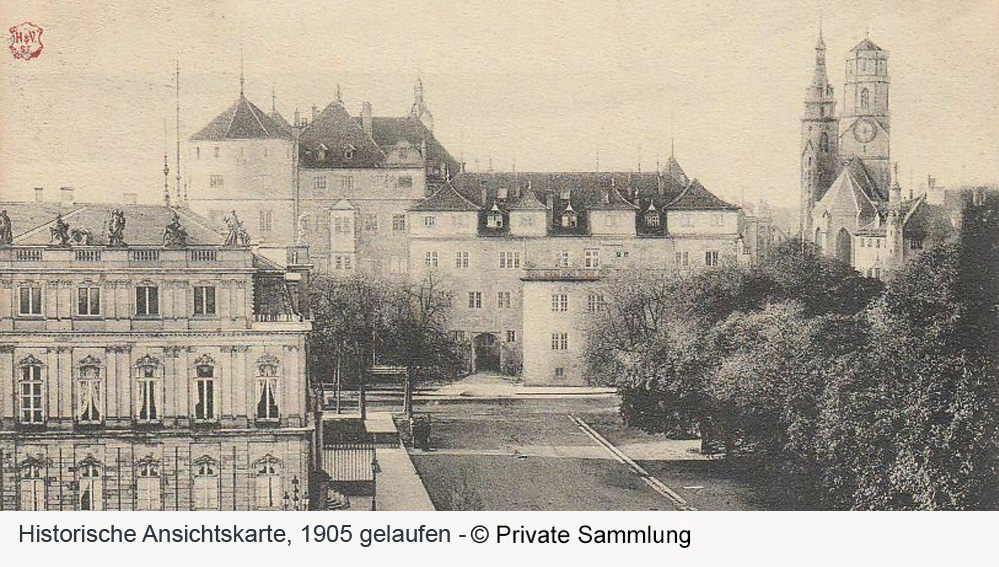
[162,210,189,248]
[49,214,71,247]
[0,209,12,246]
[224,210,251,247]
[106,208,127,247]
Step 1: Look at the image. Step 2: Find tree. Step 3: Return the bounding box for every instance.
[380,272,465,418]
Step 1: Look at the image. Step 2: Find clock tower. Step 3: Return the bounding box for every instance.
[800,27,839,239]
[839,34,891,192]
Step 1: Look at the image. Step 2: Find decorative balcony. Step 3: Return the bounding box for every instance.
[521,267,602,282]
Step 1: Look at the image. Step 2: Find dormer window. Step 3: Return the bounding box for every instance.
[561,207,577,229]
[344,146,355,160]
[487,205,504,229]
[645,211,660,227]
[316,144,328,162]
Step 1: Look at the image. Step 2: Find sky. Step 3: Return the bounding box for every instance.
[1,0,997,208]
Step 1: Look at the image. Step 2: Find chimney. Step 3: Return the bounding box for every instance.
[60,187,74,205]
[480,187,488,205]
[123,192,138,205]
[361,102,373,135]
[293,108,301,127]
[34,187,44,202]
[311,104,318,122]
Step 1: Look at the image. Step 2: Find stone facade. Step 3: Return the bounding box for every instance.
[0,203,313,510]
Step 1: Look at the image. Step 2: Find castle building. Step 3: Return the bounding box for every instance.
[800,31,940,277]
[0,201,314,510]
[185,78,745,385]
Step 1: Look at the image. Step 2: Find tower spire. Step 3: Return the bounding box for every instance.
[239,40,245,97]
[271,84,276,113]
[175,58,182,206]
[163,118,171,207]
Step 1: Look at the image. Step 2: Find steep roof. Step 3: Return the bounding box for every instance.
[363,116,460,173]
[1,202,225,246]
[507,189,547,211]
[410,182,481,212]
[191,96,294,141]
[590,185,639,210]
[299,102,386,168]
[819,166,880,223]
[269,109,294,134]
[851,37,884,52]
[664,179,739,210]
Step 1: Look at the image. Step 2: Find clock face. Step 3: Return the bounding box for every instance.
[854,118,877,144]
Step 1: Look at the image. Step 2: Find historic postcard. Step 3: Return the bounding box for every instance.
[1,0,997,512]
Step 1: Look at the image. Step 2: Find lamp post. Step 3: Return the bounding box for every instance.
[291,475,301,511]
[371,454,381,511]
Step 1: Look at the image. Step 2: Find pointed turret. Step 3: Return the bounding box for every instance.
[410,74,435,131]
[800,24,840,240]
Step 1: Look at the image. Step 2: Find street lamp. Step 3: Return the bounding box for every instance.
[371,455,381,511]
[291,476,301,511]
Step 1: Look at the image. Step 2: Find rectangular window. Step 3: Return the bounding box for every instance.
[259,210,273,232]
[135,286,159,317]
[256,378,280,421]
[18,286,43,316]
[499,251,521,269]
[135,461,161,511]
[675,251,689,267]
[19,364,44,424]
[136,365,159,422]
[552,293,568,312]
[193,462,219,510]
[332,254,353,271]
[194,365,216,421]
[424,251,439,268]
[451,330,466,342]
[213,146,220,158]
[209,174,224,188]
[587,294,606,312]
[551,333,568,350]
[193,286,217,316]
[398,176,413,188]
[424,215,436,228]
[705,250,720,267]
[341,176,354,192]
[77,364,103,425]
[364,214,379,232]
[497,291,512,309]
[506,330,517,343]
[455,251,470,268]
[584,249,600,268]
[19,466,46,510]
[555,251,570,268]
[468,292,482,309]
[554,367,565,379]
[313,176,327,190]
[392,214,407,231]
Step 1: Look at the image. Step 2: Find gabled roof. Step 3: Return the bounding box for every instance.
[590,185,639,210]
[330,198,357,211]
[818,166,880,223]
[410,182,482,212]
[299,102,385,168]
[664,179,739,210]
[843,157,888,204]
[191,96,294,141]
[507,190,547,211]
[851,37,884,52]
[363,116,460,173]
[663,155,689,185]
[1,202,225,246]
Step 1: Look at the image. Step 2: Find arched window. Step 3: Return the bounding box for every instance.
[192,457,219,510]
[254,456,282,510]
[78,459,102,511]
[135,458,162,511]
[256,356,280,422]
[19,460,46,510]
[135,355,160,423]
[77,355,103,425]
[860,88,870,111]
[820,132,829,152]
[193,355,217,422]
[645,211,660,227]
[18,355,44,425]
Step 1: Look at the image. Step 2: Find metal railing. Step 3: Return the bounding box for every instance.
[188,249,218,262]
[129,249,160,262]
[74,249,102,262]
[14,249,43,261]
[322,444,375,482]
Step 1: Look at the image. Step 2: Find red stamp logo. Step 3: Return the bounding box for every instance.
[7,22,44,60]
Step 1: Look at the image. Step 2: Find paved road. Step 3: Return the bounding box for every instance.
[405,395,771,511]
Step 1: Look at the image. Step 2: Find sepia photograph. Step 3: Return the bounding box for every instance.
[1,0,997,515]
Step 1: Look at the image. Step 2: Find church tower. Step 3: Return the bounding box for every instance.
[410,75,435,132]
[800,27,839,239]
[839,34,891,192]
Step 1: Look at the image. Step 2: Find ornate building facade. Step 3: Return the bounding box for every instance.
[0,202,313,510]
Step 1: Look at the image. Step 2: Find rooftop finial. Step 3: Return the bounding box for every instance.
[239,22,245,97]
[335,83,342,104]
[271,84,276,113]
